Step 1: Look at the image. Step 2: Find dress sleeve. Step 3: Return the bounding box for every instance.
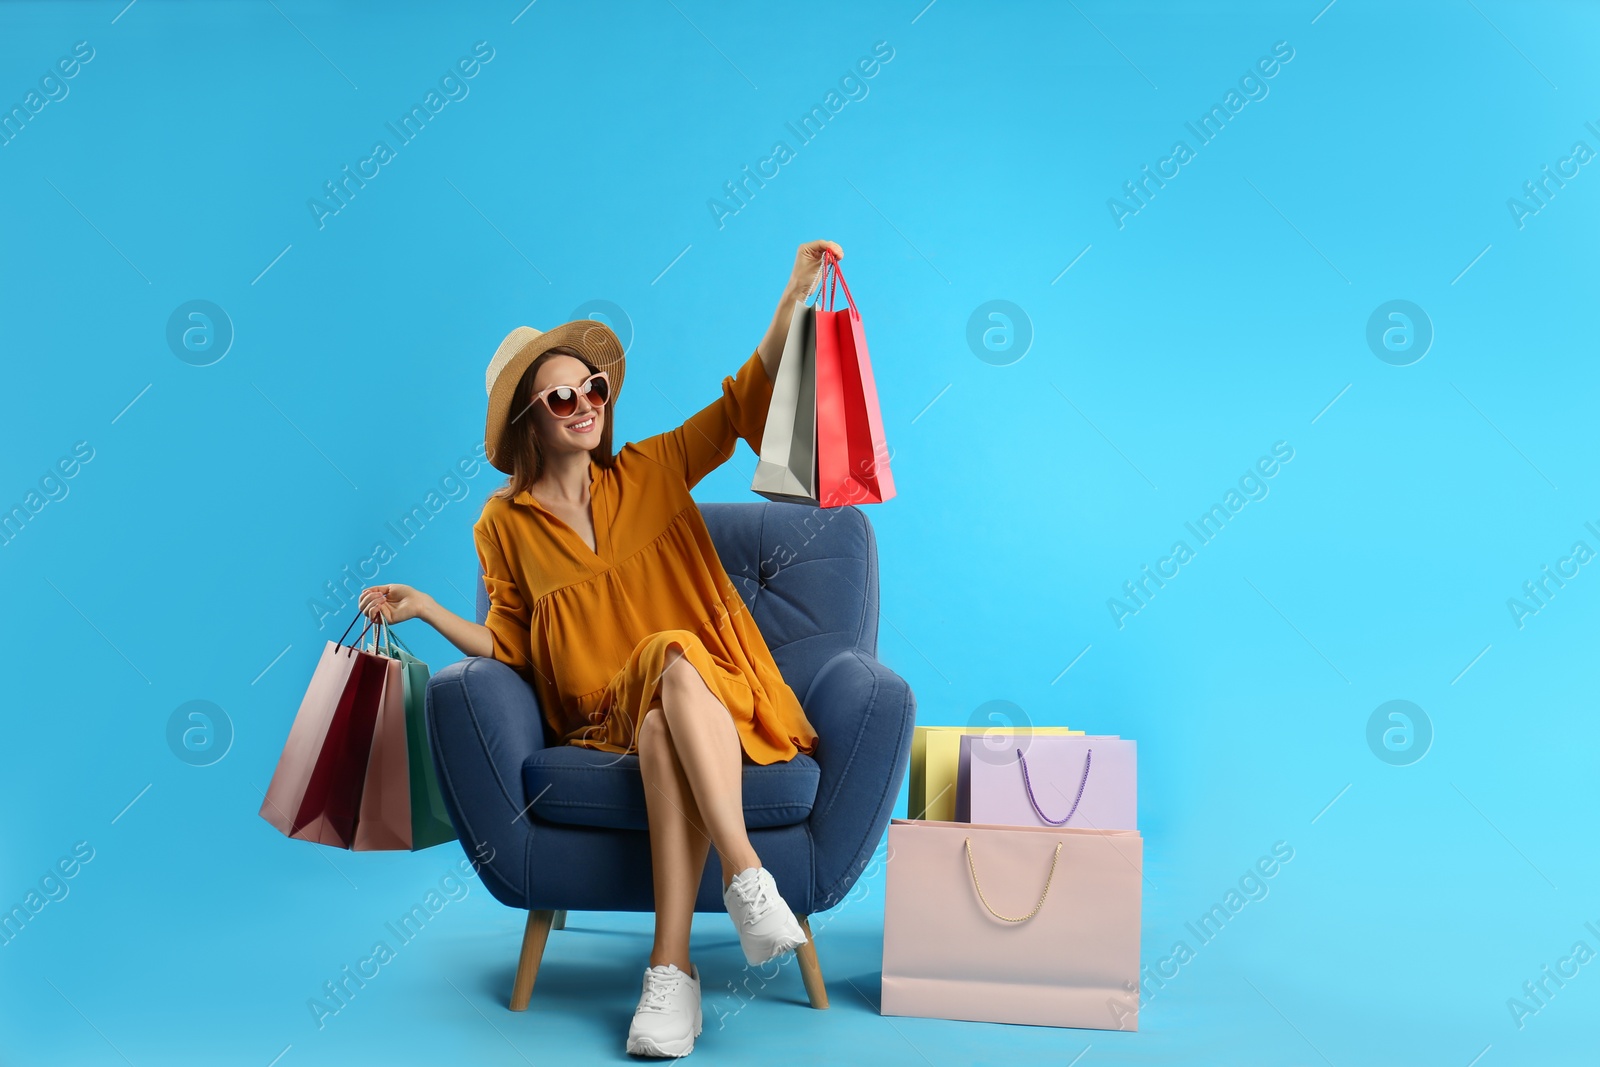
[473,519,533,673]
[630,348,774,490]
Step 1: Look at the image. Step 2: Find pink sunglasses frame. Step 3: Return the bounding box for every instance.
[518,370,613,422]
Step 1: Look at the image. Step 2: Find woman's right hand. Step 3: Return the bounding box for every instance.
[358,583,432,625]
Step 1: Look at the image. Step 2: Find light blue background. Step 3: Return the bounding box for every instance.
[3,1,1597,1063]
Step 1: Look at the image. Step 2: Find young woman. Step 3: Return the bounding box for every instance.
[356,239,840,1058]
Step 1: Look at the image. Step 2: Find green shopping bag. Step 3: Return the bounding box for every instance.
[377,623,458,850]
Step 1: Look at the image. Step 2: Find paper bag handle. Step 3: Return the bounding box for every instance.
[337,610,379,656]
[803,258,828,306]
[365,616,390,655]
[816,249,858,315]
[335,610,408,660]
[380,623,414,658]
[375,619,416,659]
[964,836,1063,923]
[1017,747,1092,826]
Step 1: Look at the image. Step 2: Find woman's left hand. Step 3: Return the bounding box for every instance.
[786,239,843,298]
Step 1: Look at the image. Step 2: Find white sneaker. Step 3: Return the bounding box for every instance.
[626,961,702,1058]
[722,866,808,966]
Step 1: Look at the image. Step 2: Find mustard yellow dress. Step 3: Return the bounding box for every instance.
[472,348,820,766]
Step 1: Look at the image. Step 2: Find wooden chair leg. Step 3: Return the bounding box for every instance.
[552,909,566,930]
[510,909,557,1011]
[794,914,828,1009]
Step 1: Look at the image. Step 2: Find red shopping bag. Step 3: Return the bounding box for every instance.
[259,615,413,850]
[814,250,895,506]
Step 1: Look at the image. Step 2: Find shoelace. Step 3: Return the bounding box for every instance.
[728,873,774,925]
[639,967,687,1013]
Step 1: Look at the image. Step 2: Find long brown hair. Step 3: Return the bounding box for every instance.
[489,345,618,502]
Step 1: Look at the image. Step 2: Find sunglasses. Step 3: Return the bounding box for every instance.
[520,371,612,421]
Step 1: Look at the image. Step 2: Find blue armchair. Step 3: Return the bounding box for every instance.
[426,500,917,1011]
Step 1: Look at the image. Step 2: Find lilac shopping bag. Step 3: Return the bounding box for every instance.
[956,733,1137,831]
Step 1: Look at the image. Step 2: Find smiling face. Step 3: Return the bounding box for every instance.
[528,353,607,454]
[495,347,618,496]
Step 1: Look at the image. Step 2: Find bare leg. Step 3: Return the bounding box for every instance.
[637,701,713,972]
[656,645,760,889]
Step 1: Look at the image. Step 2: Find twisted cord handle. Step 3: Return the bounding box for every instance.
[818,249,858,314]
[803,258,827,306]
[964,836,1063,923]
[382,624,415,657]
[1017,747,1092,826]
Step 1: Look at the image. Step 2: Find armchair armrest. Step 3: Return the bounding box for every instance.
[800,648,917,909]
[426,656,546,911]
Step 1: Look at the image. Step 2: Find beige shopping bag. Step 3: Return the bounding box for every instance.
[881,818,1142,1030]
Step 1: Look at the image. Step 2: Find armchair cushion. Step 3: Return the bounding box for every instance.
[523,745,822,831]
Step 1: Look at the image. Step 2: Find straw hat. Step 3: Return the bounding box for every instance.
[483,320,626,474]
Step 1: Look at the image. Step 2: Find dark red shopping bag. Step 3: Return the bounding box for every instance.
[813,250,895,507]
[259,615,406,849]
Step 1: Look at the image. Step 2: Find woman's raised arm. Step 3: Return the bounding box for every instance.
[631,239,843,489]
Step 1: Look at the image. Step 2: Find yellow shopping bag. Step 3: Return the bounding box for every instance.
[908,725,1084,822]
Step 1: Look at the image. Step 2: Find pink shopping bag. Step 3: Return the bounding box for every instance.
[881,818,1141,1030]
[956,734,1137,831]
[813,249,895,507]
